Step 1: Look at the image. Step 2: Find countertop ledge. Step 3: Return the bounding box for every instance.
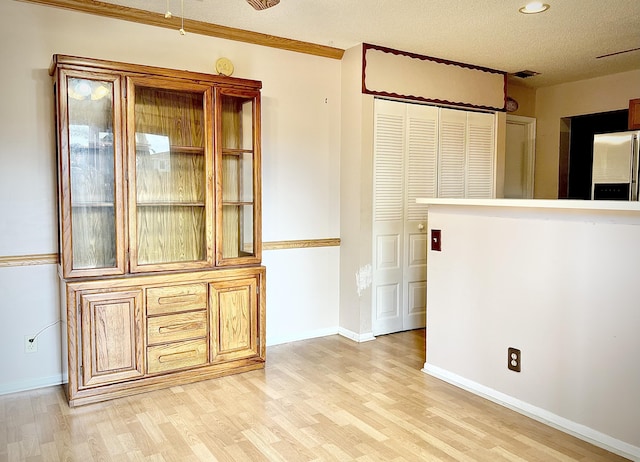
[416,198,640,212]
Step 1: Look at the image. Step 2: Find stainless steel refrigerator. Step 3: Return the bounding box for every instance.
[591,130,640,200]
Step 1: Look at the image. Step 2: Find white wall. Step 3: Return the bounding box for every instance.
[339,44,375,339]
[0,1,341,394]
[424,203,640,459]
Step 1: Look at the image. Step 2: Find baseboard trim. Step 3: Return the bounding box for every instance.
[0,374,64,397]
[337,327,376,343]
[266,326,376,347]
[422,363,640,461]
[266,327,339,347]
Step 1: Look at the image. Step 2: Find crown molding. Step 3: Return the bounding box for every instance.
[16,0,345,59]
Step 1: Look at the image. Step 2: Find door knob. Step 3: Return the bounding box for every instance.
[418,223,425,231]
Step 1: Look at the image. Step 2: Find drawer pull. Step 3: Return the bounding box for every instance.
[158,322,202,334]
[157,294,197,305]
[158,350,198,363]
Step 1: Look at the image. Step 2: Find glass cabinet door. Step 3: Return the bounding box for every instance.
[58,71,125,277]
[128,78,213,272]
[215,88,261,266]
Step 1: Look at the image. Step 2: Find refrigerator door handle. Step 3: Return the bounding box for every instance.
[633,134,639,201]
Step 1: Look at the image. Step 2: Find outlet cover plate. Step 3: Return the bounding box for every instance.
[508,347,521,372]
[25,336,37,353]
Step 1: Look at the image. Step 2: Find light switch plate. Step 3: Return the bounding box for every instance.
[431,229,441,251]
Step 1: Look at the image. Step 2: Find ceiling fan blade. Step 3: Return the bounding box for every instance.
[596,47,640,59]
[246,0,280,10]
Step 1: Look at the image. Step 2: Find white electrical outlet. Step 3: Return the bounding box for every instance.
[25,336,37,353]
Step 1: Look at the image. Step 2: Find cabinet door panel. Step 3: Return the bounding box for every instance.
[210,277,259,362]
[56,69,126,278]
[629,98,640,130]
[127,77,214,273]
[215,88,262,266]
[80,290,144,387]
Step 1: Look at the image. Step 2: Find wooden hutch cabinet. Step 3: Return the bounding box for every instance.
[51,55,265,406]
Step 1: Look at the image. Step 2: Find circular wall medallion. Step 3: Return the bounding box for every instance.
[215,57,234,76]
[506,97,519,112]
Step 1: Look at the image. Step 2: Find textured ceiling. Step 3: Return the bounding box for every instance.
[98,0,640,88]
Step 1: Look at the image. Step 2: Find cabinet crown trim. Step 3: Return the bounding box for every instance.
[50,54,263,90]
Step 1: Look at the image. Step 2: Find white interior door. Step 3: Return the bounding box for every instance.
[466,111,496,198]
[505,115,536,198]
[372,99,405,335]
[438,108,467,198]
[402,104,437,330]
[373,101,496,335]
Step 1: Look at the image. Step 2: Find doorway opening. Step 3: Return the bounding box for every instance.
[558,110,628,199]
[505,115,536,198]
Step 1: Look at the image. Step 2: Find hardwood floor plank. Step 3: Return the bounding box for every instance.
[0,330,631,461]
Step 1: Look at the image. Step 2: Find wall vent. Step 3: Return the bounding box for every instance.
[512,70,540,79]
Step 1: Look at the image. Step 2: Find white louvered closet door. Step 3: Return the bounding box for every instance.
[403,103,437,331]
[372,100,437,335]
[373,99,405,335]
[466,111,496,198]
[438,108,467,198]
[372,100,495,336]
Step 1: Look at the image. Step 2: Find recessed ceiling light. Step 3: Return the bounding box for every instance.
[519,2,550,14]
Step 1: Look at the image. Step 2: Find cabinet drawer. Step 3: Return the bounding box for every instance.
[147,283,207,315]
[147,311,207,345]
[147,339,208,374]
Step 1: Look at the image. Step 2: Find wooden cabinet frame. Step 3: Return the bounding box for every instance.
[63,267,265,406]
[51,55,263,277]
[51,55,266,406]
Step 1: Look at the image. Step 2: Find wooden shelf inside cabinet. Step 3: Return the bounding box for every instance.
[137,202,206,207]
[222,201,254,206]
[171,145,205,155]
[71,202,115,208]
[222,148,253,156]
[136,145,206,155]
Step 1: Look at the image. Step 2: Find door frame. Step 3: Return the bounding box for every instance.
[506,114,536,198]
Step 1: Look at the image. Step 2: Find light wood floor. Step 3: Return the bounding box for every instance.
[1,330,628,461]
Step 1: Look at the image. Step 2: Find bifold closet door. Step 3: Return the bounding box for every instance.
[372,99,405,335]
[438,108,467,198]
[372,100,436,335]
[439,108,495,198]
[465,111,495,198]
[402,103,437,331]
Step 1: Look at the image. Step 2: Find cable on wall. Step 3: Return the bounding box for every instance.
[27,320,62,344]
